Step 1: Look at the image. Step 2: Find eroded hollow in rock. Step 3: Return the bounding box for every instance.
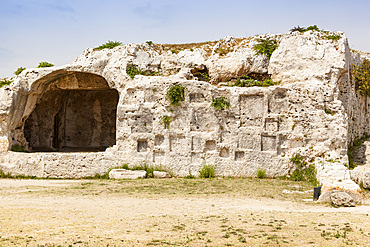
[23,72,119,152]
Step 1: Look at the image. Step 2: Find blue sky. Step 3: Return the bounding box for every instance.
[1,0,369,77]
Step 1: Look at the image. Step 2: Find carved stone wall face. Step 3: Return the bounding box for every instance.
[0,31,364,201]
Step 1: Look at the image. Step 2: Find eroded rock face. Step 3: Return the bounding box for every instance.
[0,31,367,201]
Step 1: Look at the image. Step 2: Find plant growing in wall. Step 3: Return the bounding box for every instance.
[126,65,146,79]
[14,67,26,76]
[198,72,210,82]
[94,40,123,50]
[233,75,279,87]
[159,115,172,129]
[211,97,230,110]
[289,154,317,186]
[0,79,13,88]
[11,144,27,152]
[37,62,54,68]
[253,38,278,59]
[166,84,185,106]
[352,59,370,96]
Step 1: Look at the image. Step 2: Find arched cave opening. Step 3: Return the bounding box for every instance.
[23,72,119,152]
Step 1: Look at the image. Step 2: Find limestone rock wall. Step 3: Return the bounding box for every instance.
[0,30,367,197]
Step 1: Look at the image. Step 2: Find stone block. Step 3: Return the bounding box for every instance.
[109,169,146,179]
[153,171,170,178]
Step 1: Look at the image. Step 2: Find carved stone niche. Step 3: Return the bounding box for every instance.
[239,95,264,126]
[261,135,277,151]
[137,140,148,152]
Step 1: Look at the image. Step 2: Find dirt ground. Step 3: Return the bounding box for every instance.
[1,178,370,246]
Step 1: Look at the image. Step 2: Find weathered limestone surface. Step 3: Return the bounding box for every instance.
[330,191,356,207]
[109,169,147,179]
[0,30,368,201]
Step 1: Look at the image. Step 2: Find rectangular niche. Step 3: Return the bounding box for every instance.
[191,136,203,151]
[190,107,218,132]
[268,88,289,114]
[238,132,261,151]
[264,118,279,132]
[155,135,164,146]
[128,109,153,133]
[235,151,244,161]
[261,135,276,151]
[239,95,264,126]
[170,135,186,153]
[137,140,148,152]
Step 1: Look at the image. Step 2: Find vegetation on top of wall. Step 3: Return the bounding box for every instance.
[352,59,370,96]
[290,25,341,40]
[14,67,26,76]
[325,35,341,41]
[233,75,279,87]
[211,97,231,110]
[94,40,123,50]
[37,62,54,68]
[289,154,317,186]
[290,25,326,33]
[0,79,13,88]
[253,38,278,59]
[215,47,233,56]
[145,40,154,46]
[166,84,185,106]
[171,49,183,54]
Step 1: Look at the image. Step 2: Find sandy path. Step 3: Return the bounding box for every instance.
[1,179,370,246]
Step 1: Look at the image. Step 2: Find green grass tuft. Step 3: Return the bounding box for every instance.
[0,79,13,88]
[14,67,26,76]
[94,40,122,50]
[199,165,215,178]
[211,97,230,110]
[257,169,266,179]
[166,85,185,106]
[37,61,54,68]
[253,38,278,59]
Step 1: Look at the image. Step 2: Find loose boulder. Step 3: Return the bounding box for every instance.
[330,191,355,207]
